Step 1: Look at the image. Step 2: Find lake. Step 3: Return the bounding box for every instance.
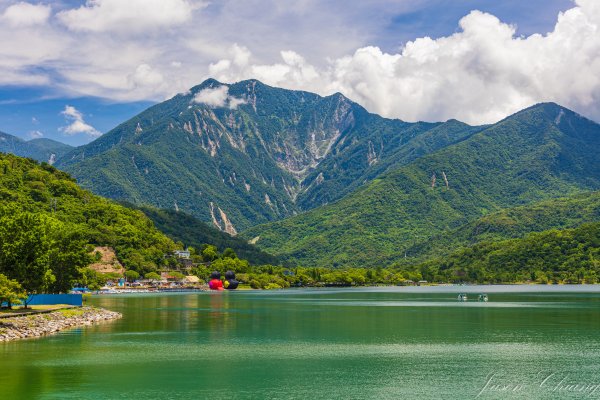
[2,285,600,399]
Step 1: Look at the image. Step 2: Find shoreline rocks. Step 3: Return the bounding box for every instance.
[0,306,122,342]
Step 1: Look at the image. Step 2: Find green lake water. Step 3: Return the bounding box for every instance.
[2,286,600,399]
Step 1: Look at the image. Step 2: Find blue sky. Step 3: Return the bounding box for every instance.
[2,0,597,146]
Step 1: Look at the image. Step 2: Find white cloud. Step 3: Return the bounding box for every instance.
[208,1,600,124]
[57,0,205,34]
[1,0,600,124]
[1,2,51,27]
[27,130,43,139]
[59,105,101,137]
[192,86,229,107]
[228,96,247,110]
[192,85,246,109]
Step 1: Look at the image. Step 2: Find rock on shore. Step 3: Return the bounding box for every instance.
[0,307,122,342]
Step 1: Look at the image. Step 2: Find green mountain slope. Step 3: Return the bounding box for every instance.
[244,103,600,267]
[416,222,600,284]
[0,153,175,274]
[134,206,280,265]
[0,131,72,164]
[402,191,600,263]
[56,79,478,232]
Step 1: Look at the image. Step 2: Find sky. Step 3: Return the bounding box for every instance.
[1,0,597,146]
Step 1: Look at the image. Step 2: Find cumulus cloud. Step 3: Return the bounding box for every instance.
[208,1,600,124]
[1,0,600,124]
[0,2,51,27]
[57,0,205,33]
[27,130,43,139]
[59,105,101,137]
[193,86,229,107]
[192,85,246,109]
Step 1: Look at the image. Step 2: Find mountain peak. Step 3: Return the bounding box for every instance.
[189,78,227,94]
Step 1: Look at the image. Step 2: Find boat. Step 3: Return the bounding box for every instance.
[457,293,468,302]
[478,294,489,302]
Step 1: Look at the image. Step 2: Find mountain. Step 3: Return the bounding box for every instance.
[416,222,600,284]
[243,103,600,267]
[399,191,600,264]
[56,79,481,232]
[133,205,280,265]
[0,131,72,164]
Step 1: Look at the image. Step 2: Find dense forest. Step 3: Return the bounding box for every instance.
[134,206,280,265]
[0,153,175,296]
[1,147,599,301]
[244,103,600,267]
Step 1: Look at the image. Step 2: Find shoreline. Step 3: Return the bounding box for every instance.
[0,306,122,342]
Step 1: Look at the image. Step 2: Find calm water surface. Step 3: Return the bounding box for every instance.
[2,285,600,399]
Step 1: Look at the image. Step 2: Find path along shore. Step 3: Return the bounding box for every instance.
[0,306,122,342]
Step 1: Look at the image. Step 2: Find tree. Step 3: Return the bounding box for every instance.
[47,223,92,293]
[170,271,185,280]
[222,248,237,259]
[202,245,218,262]
[0,210,54,294]
[79,268,105,291]
[145,272,161,281]
[0,273,26,309]
[124,270,140,282]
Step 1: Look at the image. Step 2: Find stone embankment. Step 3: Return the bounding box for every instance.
[0,307,122,342]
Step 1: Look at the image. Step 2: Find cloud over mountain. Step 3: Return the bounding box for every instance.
[0,0,598,124]
[60,105,101,137]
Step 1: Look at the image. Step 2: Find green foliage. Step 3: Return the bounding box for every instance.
[246,104,600,268]
[79,268,106,291]
[145,272,161,281]
[0,153,176,293]
[169,271,185,279]
[57,79,481,231]
[0,273,26,309]
[124,270,140,282]
[136,206,280,265]
[402,191,600,264]
[202,245,218,262]
[415,222,600,284]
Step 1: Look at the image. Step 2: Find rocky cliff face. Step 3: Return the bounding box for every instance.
[56,79,477,232]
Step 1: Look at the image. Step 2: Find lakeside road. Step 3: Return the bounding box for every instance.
[0,306,121,342]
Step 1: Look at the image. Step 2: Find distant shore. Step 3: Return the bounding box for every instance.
[0,306,122,342]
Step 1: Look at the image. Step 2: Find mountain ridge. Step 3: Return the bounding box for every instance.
[0,131,72,164]
[56,78,482,231]
[243,101,600,267]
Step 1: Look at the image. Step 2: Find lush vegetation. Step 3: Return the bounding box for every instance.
[136,205,280,265]
[412,222,600,284]
[0,273,26,309]
[402,191,600,263]
[0,153,176,293]
[57,79,482,231]
[194,221,599,287]
[245,103,600,268]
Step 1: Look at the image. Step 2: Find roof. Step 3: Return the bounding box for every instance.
[184,275,200,283]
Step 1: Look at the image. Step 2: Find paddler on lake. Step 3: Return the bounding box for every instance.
[208,271,224,290]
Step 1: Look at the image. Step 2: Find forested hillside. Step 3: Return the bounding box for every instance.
[401,191,600,263]
[136,206,280,265]
[0,131,72,164]
[56,79,481,231]
[0,153,175,293]
[414,222,600,284]
[245,103,600,267]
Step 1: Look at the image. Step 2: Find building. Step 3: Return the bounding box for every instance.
[173,250,191,259]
